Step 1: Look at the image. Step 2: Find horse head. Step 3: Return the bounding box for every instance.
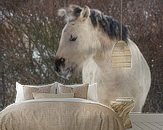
[55,4,128,79]
[55,5,99,79]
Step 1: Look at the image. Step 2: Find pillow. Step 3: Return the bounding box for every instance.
[87,83,98,101]
[32,93,74,99]
[15,82,58,103]
[23,85,51,100]
[15,82,24,103]
[50,81,63,92]
[55,82,63,88]
[58,83,89,99]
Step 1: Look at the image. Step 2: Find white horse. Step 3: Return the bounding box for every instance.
[55,5,151,112]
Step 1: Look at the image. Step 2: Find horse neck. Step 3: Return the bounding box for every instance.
[92,30,116,69]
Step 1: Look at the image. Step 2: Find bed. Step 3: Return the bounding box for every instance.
[0,82,134,130]
[0,98,126,130]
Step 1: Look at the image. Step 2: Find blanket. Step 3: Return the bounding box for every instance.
[0,98,125,130]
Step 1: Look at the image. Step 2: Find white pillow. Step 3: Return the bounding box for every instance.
[15,82,58,103]
[87,83,98,101]
[55,82,63,88]
[50,82,61,93]
[57,83,89,99]
[32,93,74,99]
[15,82,24,103]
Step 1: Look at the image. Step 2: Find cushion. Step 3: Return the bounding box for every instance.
[15,82,24,103]
[87,83,98,101]
[15,82,58,103]
[33,93,74,99]
[58,83,89,99]
[23,85,51,100]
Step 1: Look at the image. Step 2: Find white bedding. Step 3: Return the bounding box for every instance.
[0,98,125,130]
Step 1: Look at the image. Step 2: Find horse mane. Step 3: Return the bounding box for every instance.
[89,9,128,41]
[62,5,128,41]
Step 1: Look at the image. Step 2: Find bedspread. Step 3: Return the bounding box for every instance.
[0,98,125,130]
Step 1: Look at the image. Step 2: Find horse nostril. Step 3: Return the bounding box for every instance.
[54,65,61,72]
[54,57,66,72]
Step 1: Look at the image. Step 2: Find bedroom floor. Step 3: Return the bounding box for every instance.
[129,113,163,130]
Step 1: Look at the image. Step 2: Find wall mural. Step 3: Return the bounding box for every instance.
[0,0,162,113]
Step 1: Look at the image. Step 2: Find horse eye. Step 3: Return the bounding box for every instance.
[69,35,78,41]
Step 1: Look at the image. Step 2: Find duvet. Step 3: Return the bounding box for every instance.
[0,98,125,130]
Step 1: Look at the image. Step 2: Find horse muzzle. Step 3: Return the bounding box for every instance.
[54,57,76,80]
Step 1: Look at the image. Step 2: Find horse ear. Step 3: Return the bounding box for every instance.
[81,6,90,19]
[58,8,67,17]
